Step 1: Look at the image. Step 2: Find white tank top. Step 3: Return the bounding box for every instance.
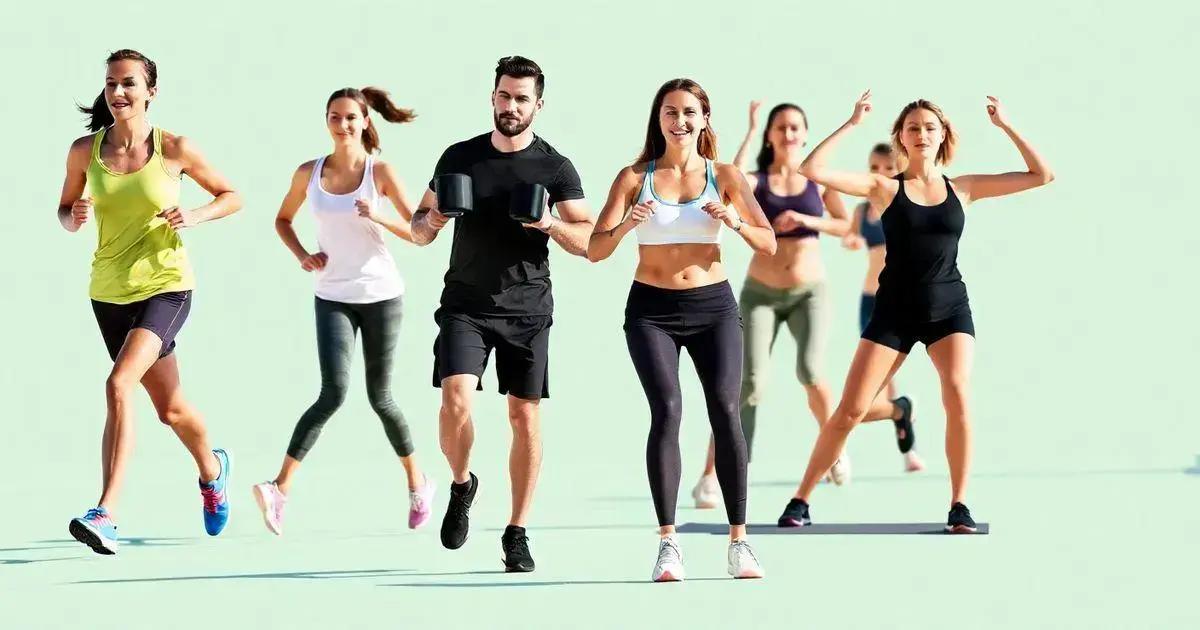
[634,159,724,245]
[307,155,404,303]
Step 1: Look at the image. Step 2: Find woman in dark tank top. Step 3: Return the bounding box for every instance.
[777,92,1054,533]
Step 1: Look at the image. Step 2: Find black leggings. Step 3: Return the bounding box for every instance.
[287,296,414,461]
[624,281,747,526]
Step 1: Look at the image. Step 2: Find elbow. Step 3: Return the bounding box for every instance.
[1041,170,1055,185]
[585,241,609,263]
[798,162,818,181]
[223,191,244,214]
[756,235,778,256]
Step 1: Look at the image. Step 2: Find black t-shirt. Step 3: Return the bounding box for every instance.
[429,133,584,316]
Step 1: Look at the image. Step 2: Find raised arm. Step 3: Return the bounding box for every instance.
[952,97,1055,205]
[800,91,891,205]
[708,163,776,256]
[360,160,415,242]
[161,134,242,229]
[587,166,647,262]
[56,136,93,232]
[731,100,762,173]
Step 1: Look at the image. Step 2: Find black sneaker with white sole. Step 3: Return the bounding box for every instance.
[501,525,535,573]
[945,502,978,534]
[892,396,915,454]
[777,498,812,527]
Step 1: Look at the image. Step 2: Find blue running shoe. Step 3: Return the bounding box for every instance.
[200,448,231,536]
[69,507,119,555]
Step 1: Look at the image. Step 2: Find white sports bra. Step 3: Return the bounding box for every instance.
[634,159,723,245]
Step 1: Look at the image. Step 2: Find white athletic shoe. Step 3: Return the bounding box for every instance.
[830,453,852,486]
[252,481,287,535]
[727,540,764,579]
[904,450,926,473]
[651,535,686,582]
[691,474,720,509]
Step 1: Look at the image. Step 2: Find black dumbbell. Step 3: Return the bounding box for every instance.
[509,183,548,224]
[435,173,473,218]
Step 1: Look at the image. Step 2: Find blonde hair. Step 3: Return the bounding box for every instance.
[890,100,956,170]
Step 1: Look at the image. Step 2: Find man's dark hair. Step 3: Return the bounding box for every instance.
[494,56,544,98]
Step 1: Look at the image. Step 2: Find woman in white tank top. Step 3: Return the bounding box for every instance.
[253,87,436,536]
[588,79,775,583]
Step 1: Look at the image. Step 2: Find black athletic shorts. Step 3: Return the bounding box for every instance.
[432,308,552,400]
[862,307,974,354]
[91,290,193,361]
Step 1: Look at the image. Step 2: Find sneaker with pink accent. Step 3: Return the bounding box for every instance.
[409,476,435,530]
[252,481,287,535]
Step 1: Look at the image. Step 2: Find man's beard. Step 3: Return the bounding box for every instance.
[494,112,532,137]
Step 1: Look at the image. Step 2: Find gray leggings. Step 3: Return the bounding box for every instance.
[738,277,828,458]
[287,296,414,460]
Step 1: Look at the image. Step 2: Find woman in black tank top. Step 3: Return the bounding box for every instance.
[775,92,1054,533]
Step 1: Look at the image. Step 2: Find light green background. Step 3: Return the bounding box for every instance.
[3,0,1197,628]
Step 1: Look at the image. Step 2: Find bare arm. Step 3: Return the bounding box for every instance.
[533,198,594,257]
[803,186,851,237]
[731,100,763,173]
[800,91,892,207]
[166,135,242,225]
[56,136,93,232]
[711,163,777,256]
[953,97,1055,205]
[274,163,314,263]
[409,188,450,246]
[364,161,415,242]
[586,167,644,262]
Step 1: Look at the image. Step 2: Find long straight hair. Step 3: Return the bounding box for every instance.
[636,78,717,163]
[326,87,416,153]
[78,49,157,132]
[754,103,808,173]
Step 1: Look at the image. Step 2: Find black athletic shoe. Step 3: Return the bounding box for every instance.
[501,525,535,573]
[945,502,978,534]
[777,498,812,527]
[892,396,916,454]
[440,472,478,549]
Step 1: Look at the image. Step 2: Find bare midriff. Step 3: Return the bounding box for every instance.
[746,237,823,289]
[635,243,726,289]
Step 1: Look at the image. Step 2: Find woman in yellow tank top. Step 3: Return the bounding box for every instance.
[55,49,243,555]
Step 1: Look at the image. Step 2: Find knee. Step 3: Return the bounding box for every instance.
[367,388,396,414]
[828,404,866,433]
[648,396,683,441]
[796,361,821,387]
[508,406,539,438]
[157,404,193,428]
[317,380,349,410]
[441,394,472,426]
[105,373,137,404]
[940,376,970,407]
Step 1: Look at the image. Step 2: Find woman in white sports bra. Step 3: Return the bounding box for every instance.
[253,87,435,536]
[588,79,775,583]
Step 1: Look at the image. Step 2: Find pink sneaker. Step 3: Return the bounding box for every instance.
[409,476,435,530]
[252,481,287,535]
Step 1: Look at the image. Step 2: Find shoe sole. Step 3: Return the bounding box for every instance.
[777,518,811,528]
[503,562,536,573]
[732,569,764,579]
[205,450,232,536]
[252,485,282,535]
[944,524,979,534]
[693,498,718,509]
[653,570,683,582]
[69,519,117,555]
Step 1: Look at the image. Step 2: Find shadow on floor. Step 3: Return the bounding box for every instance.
[72,568,410,585]
[676,522,989,535]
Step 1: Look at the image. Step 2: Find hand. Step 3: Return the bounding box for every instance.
[748,100,763,129]
[848,90,872,126]
[425,207,450,230]
[300,252,328,272]
[986,95,1010,129]
[772,209,810,233]
[625,199,657,226]
[355,197,381,223]
[841,233,866,251]
[157,206,195,231]
[70,197,93,229]
[703,201,743,230]
[523,201,556,232]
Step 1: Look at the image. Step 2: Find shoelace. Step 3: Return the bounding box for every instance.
[950,504,970,520]
[503,534,529,556]
[731,541,759,566]
[84,508,110,525]
[201,485,225,513]
[657,539,682,566]
[409,490,425,512]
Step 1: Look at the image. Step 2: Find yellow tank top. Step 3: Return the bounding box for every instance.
[86,127,194,304]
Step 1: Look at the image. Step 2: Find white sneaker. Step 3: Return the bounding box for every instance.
[727,540,764,579]
[651,535,685,582]
[903,450,926,473]
[252,481,287,535]
[830,453,852,486]
[691,474,720,509]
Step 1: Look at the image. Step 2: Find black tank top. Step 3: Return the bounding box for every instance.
[875,174,970,322]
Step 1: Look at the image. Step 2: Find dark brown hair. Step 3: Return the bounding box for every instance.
[637,78,718,164]
[326,87,415,153]
[78,49,157,132]
[755,103,808,173]
[870,142,894,157]
[494,56,544,98]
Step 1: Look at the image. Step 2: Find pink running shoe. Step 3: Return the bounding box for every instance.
[409,476,436,530]
[252,481,287,535]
